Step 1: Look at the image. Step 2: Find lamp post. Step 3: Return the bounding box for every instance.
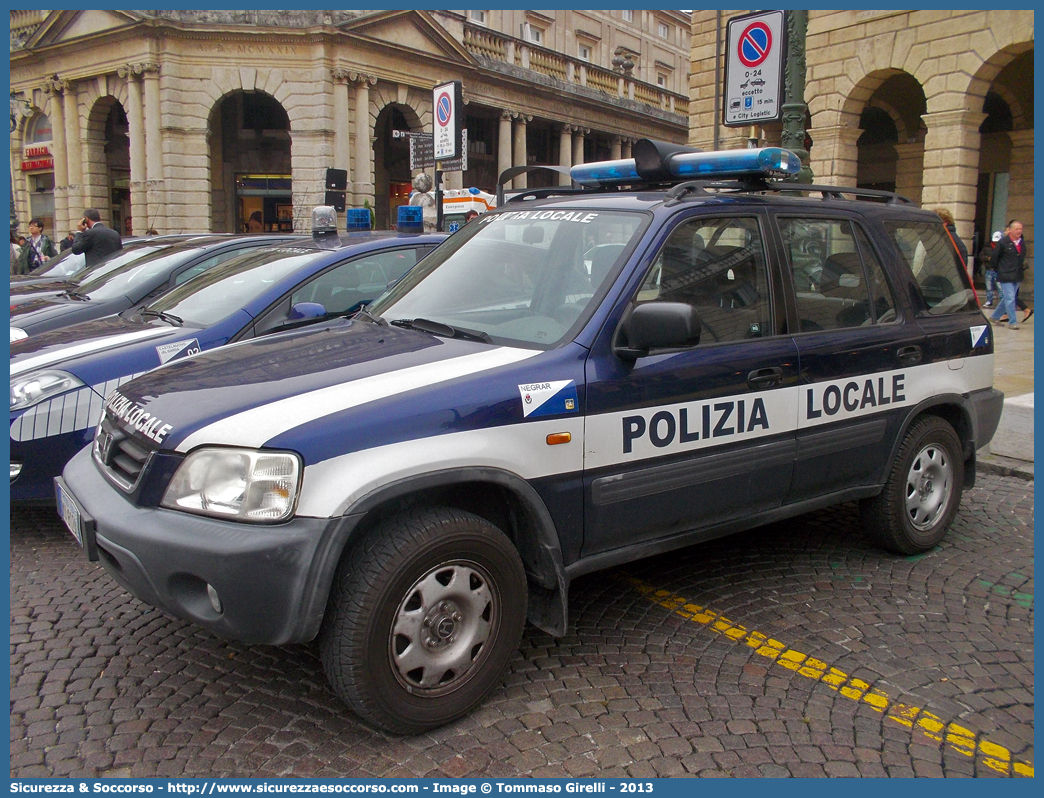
[780,11,813,183]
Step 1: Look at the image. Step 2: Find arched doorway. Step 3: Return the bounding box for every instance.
[373,103,423,230]
[103,104,131,235]
[974,48,1033,261]
[855,72,926,203]
[83,97,130,231]
[21,112,55,233]
[208,91,292,233]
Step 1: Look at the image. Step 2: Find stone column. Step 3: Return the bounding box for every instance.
[1006,127,1034,291]
[497,110,513,189]
[140,63,165,234]
[558,124,574,186]
[806,123,860,186]
[45,80,70,233]
[610,135,622,160]
[893,142,925,207]
[62,82,83,215]
[921,110,986,246]
[118,64,148,235]
[351,73,376,209]
[10,118,29,231]
[621,138,633,159]
[572,127,587,168]
[331,69,353,223]
[512,113,530,189]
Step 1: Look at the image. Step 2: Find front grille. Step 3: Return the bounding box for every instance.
[94,412,156,492]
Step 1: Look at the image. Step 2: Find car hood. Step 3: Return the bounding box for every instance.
[10,278,75,297]
[10,315,201,382]
[108,319,556,459]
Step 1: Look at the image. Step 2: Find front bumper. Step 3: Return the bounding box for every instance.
[10,426,95,502]
[60,446,347,645]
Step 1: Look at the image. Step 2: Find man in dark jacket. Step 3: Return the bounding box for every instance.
[71,208,122,268]
[990,220,1027,329]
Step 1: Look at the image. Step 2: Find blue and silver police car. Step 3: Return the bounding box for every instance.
[58,142,1002,734]
[12,214,443,501]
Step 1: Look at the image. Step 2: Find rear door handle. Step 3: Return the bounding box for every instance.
[897,345,922,366]
[748,366,783,390]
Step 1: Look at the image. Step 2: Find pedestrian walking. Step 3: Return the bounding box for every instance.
[980,231,1002,307]
[10,231,22,275]
[71,208,122,267]
[16,217,58,275]
[990,220,1028,330]
[935,209,969,273]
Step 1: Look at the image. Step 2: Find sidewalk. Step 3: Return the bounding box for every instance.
[978,309,1034,480]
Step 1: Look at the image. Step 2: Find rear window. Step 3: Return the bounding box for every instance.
[885,221,977,315]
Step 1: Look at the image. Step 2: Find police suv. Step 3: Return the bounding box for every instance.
[57,140,1002,734]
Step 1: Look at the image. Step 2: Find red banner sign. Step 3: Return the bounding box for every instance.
[24,145,50,158]
[21,158,54,171]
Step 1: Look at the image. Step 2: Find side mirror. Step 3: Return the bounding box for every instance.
[614,302,701,361]
[288,301,327,321]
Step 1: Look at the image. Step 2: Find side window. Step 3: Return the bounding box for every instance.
[884,220,977,314]
[174,248,249,286]
[853,225,898,323]
[290,249,419,315]
[635,216,770,344]
[779,218,881,331]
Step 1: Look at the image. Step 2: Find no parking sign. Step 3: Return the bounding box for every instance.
[433,80,462,161]
[723,10,786,127]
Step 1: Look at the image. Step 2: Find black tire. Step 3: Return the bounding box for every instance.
[319,506,527,734]
[860,415,964,555]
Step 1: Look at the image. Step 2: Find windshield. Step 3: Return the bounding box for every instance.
[69,244,171,286]
[33,250,82,277]
[369,209,647,347]
[75,246,202,301]
[143,246,325,327]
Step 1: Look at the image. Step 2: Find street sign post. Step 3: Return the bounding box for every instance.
[409,134,435,170]
[722,10,786,127]
[432,80,462,161]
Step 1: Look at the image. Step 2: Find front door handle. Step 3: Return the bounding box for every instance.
[748,366,783,390]
[897,345,922,366]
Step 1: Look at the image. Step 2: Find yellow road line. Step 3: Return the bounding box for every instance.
[621,575,1034,777]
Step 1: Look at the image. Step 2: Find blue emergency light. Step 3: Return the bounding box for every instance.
[570,159,641,187]
[397,205,424,232]
[345,208,371,231]
[669,148,800,178]
[570,139,801,188]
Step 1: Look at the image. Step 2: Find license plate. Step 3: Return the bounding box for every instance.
[54,478,98,561]
[56,481,83,547]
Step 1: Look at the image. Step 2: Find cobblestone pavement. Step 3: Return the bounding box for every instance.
[11,472,1033,779]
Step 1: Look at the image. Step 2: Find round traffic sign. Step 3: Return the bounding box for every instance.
[436,92,452,127]
[737,21,772,68]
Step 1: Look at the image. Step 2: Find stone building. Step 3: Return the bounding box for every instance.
[10,9,690,235]
[688,9,1034,285]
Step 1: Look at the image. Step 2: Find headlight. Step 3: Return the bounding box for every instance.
[11,328,27,342]
[161,447,301,523]
[11,370,85,411]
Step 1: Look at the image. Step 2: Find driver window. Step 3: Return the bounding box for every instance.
[290,249,419,316]
[778,218,894,331]
[636,216,771,345]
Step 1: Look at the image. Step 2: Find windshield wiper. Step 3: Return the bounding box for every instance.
[60,290,91,301]
[140,308,184,327]
[389,317,493,343]
[354,306,388,326]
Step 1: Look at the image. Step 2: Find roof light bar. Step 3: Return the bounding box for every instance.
[570,140,802,189]
[570,158,640,187]
[668,148,800,178]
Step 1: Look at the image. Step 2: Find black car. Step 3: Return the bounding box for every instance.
[9,237,202,307]
[59,142,1002,733]
[10,235,304,341]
